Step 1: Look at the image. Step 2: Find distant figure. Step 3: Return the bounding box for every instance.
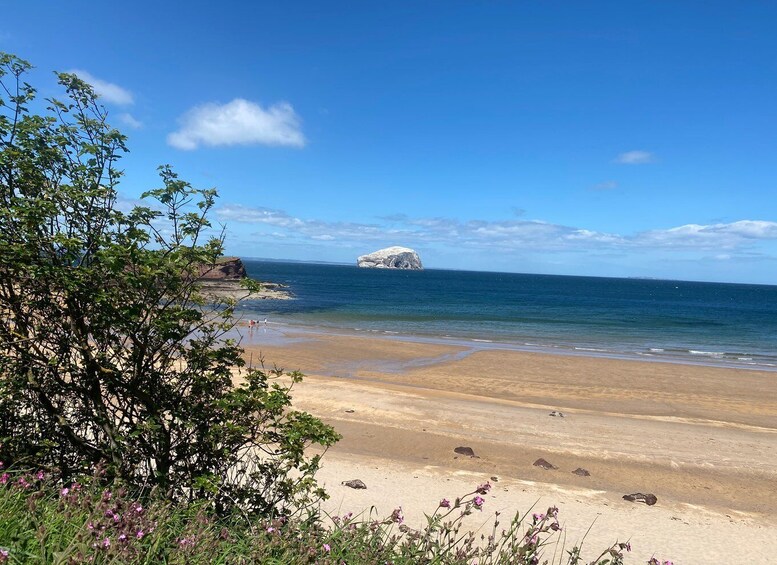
[263,318,268,325]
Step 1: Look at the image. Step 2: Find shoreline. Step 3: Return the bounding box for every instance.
[231,318,777,373]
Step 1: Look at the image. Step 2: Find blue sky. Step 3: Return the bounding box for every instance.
[3,1,777,283]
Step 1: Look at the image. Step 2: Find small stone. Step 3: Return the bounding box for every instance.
[490,476,499,482]
[572,468,590,477]
[533,458,558,470]
[454,446,476,457]
[345,409,355,413]
[622,493,657,506]
[549,411,565,417]
[342,479,367,489]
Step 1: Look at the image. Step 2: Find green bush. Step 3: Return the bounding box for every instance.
[0,52,338,517]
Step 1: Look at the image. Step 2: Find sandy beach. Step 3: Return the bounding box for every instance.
[238,324,777,564]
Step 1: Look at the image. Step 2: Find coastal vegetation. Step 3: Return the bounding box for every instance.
[0,53,664,563]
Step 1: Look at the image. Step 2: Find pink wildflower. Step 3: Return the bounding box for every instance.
[0,548,9,563]
[476,482,491,494]
[61,487,69,496]
[118,534,127,542]
[439,498,451,508]
[266,527,275,533]
[136,530,144,539]
[0,473,9,485]
[390,507,404,524]
[473,496,485,509]
[178,536,196,548]
[36,470,45,480]
[101,538,110,549]
[323,543,331,553]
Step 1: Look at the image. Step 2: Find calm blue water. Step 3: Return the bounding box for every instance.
[238,260,777,371]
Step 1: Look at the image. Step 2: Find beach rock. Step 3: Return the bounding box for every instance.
[357,246,423,270]
[549,411,565,417]
[197,256,247,280]
[572,468,591,477]
[342,479,367,489]
[622,493,657,506]
[533,458,558,470]
[454,446,477,457]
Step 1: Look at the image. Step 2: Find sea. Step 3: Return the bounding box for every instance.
[237,259,777,371]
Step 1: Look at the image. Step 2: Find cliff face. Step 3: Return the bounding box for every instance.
[197,257,247,280]
[357,246,423,270]
[196,257,292,300]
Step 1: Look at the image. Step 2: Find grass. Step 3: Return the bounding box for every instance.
[0,465,669,564]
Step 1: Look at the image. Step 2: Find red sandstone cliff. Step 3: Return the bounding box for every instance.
[197,257,247,281]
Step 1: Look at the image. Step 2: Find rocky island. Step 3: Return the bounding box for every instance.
[357,246,423,270]
[197,257,291,300]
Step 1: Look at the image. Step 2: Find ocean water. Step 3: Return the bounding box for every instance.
[238,260,777,371]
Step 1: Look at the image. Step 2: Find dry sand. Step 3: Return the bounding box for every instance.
[238,324,777,564]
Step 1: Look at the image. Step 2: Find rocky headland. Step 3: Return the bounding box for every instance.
[197,257,291,301]
[357,246,423,270]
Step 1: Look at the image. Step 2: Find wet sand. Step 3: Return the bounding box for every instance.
[238,324,777,563]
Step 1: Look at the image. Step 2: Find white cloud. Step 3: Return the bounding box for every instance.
[167,98,305,150]
[638,220,777,249]
[614,150,654,165]
[216,204,305,227]
[217,203,777,258]
[68,69,134,105]
[119,113,142,129]
[708,220,777,238]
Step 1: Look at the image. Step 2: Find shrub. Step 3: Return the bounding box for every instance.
[0,52,339,517]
